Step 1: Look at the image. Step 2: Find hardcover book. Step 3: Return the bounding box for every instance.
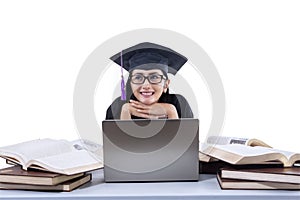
[220,166,300,184]
[199,160,283,174]
[0,174,92,192]
[217,172,300,190]
[0,166,84,185]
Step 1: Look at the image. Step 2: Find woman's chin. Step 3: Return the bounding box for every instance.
[138,98,156,105]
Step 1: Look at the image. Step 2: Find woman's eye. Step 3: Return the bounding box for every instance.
[133,75,143,81]
[150,75,160,80]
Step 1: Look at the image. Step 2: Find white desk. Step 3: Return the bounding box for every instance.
[0,169,299,200]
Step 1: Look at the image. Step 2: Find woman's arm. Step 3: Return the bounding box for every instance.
[128,100,179,119]
[120,103,132,120]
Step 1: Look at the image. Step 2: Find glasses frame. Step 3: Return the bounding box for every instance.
[130,74,167,85]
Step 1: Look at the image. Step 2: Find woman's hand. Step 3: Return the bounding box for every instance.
[120,103,134,120]
[120,100,178,119]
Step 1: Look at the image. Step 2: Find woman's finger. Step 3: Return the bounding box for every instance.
[130,102,149,110]
[131,112,151,119]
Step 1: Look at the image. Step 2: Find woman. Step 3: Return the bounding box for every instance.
[105,42,193,119]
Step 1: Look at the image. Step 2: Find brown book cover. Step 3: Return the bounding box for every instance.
[199,160,283,174]
[0,174,92,192]
[220,167,300,184]
[0,166,84,185]
[217,172,300,190]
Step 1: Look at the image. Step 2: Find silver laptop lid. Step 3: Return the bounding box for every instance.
[102,119,199,182]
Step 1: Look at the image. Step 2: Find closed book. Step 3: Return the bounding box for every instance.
[0,166,84,185]
[199,160,283,174]
[0,174,91,192]
[217,172,300,190]
[220,167,300,184]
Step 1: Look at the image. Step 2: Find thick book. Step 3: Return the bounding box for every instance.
[199,136,272,162]
[0,139,103,175]
[217,172,300,190]
[199,160,283,174]
[0,174,92,192]
[200,143,300,167]
[0,166,84,185]
[220,167,300,184]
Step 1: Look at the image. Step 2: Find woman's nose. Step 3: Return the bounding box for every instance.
[141,78,151,88]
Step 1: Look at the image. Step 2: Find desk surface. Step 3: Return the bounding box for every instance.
[0,169,299,200]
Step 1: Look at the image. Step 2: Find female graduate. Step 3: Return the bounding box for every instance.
[105,42,193,120]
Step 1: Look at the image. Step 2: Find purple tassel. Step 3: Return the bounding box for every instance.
[120,51,126,101]
[121,77,126,100]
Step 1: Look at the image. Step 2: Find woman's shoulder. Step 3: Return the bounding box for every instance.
[166,93,188,102]
[111,96,123,104]
[109,96,127,110]
[106,96,126,120]
[165,93,193,118]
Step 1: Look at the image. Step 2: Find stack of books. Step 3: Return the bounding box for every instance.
[0,138,104,192]
[217,166,300,190]
[199,136,300,190]
[0,166,92,192]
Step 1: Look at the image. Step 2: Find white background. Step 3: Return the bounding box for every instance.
[0,0,299,168]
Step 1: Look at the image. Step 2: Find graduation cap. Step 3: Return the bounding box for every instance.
[110,42,188,100]
[110,42,187,75]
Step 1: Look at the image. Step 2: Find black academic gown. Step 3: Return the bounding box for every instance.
[105,94,193,119]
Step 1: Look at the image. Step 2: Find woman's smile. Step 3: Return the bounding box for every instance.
[140,91,155,97]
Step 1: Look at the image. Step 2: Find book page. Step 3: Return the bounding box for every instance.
[71,139,103,159]
[201,144,287,165]
[0,139,73,166]
[256,147,295,159]
[31,150,103,175]
[206,136,272,148]
[261,147,300,165]
[203,144,275,156]
[206,136,250,145]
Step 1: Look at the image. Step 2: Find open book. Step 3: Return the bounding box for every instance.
[0,139,103,175]
[199,136,272,162]
[206,136,272,147]
[200,143,300,167]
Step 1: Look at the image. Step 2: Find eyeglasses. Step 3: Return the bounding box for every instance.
[130,74,167,84]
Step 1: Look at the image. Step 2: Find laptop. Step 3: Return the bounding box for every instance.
[102,118,199,182]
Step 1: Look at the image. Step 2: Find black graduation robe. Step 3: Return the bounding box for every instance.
[105,94,193,119]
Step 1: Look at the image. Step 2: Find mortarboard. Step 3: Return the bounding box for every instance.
[110,42,188,75]
[110,42,188,100]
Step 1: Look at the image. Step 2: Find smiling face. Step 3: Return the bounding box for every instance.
[130,69,170,105]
